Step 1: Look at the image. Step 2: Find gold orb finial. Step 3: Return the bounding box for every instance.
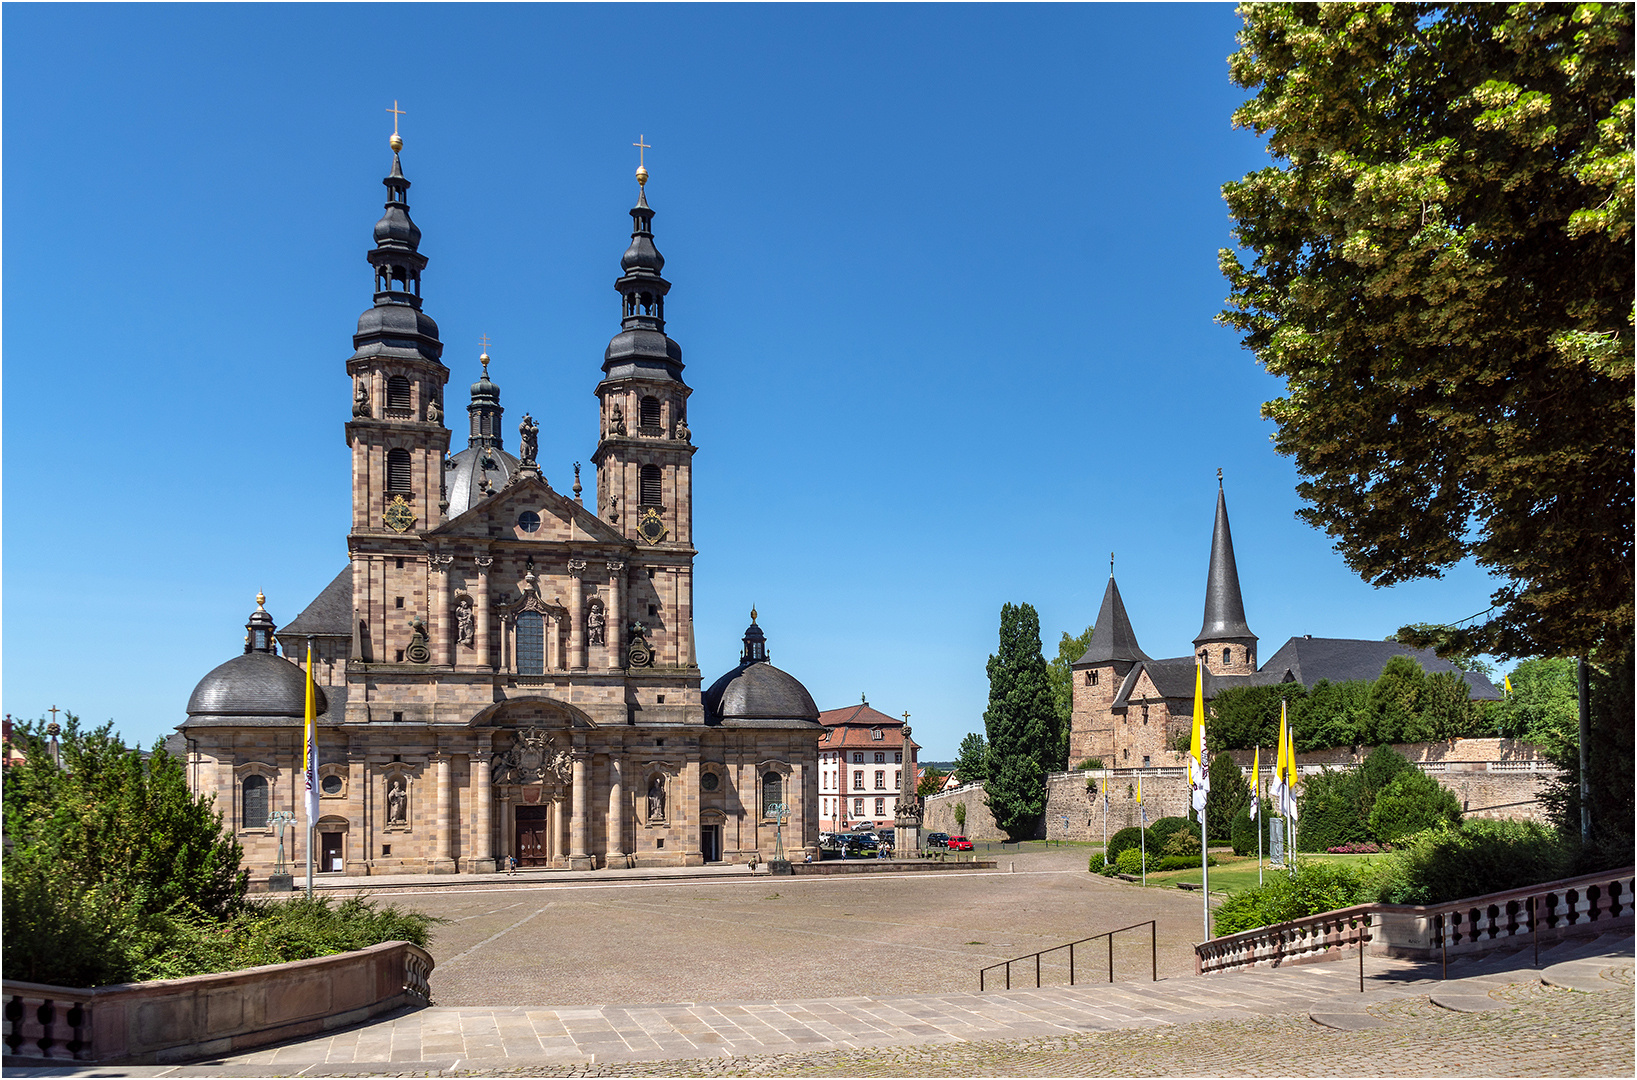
[635,164,648,187]
[390,132,403,153]
[387,100,406,153]
[750,605,758,623]
[633,134,651,188]
[256,590,266,611]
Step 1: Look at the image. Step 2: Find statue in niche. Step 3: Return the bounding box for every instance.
[648,776,666,821]
[386,778,408,824]
[427,395,442,425]
[675,408,690,444]
[455,596,475,647]
[607,494,620,524]
[586,602,606,646]
[519,413,539,465]
[353,378,370,418]
[608,403,626,437]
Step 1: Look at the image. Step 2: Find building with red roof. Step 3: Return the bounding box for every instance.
[816,699,919,833]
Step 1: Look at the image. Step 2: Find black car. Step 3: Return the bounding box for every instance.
[840,834,879,854]
[925,832,950,848]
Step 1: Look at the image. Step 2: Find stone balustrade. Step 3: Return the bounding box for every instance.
[1195,867,1634,975]
[2,940,433,1066]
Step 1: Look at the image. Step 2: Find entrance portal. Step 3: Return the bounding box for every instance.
[701,823,722,863]
[320,831,344,873]
[517,805,552,867]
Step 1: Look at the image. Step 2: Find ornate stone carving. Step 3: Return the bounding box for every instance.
[607,495,620,525]
[427,395,442,425]
[353,378,371,418]
[567,557,587,579]
[647,775,666,822]
[586,600,606,645]
[608,402,626,437]
[606,560,626,575]
[405,616,432,664]
[627,621,654,667]
[455,595,475,647]
[675,408,690,444]
[386,777,408,824]
[519,413,539,466]
[474,555,493,570]
[490,728,573,786]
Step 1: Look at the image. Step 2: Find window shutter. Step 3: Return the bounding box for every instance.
[640,464,663,506]
[387,448,413,492]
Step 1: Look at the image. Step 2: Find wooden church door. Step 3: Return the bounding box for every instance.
[516,805,551,867]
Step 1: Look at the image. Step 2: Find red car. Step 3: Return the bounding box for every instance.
[946,835,974,851]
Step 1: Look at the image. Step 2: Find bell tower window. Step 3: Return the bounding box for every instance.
[387,448,412,492]
[516,612,544,675]
[387,376,412,411]
[639,396,662,434]
[639,464,663,506]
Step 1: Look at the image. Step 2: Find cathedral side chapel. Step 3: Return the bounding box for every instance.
[181,127,822,876]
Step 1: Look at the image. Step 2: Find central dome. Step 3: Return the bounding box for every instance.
[702,614,820,726]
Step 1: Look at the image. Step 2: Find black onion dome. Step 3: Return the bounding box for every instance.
[703,615,820,725]
[187,652,327,721]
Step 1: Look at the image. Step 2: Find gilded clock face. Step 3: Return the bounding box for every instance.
[637,507,667,545]
[384,496,417,533]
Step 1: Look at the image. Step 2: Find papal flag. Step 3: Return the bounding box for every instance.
[1270,705,1288,818]
[303,640,320,828]
[1137,774,1146,824]
[1250,745,1260,820]
[1189,660,1209,813]
[1279,701,1299,822]
[1504,674,1513,695]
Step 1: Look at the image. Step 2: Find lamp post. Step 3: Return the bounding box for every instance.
[767,802,792,874]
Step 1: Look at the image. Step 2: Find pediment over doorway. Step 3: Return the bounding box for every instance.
[467,696,597,730]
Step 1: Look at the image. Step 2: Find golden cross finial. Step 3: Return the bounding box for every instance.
[1217,467,1223,485]
[902,711,911,723]
[387,101,406,153]
[48,706,60,723]
[634,135,651,187]
[478,334,492,373]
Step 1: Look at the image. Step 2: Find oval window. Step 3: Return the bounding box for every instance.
[321,775,343,795]
[700,771,720,792]
[517,511,541,533]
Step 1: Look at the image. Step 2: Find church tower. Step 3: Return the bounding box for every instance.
[1069,571,1150,764]
[344,123,451,664]
[1194,478,1257,674]
[592,158,698,669]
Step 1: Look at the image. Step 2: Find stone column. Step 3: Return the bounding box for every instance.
[473,751,494,873]
[553,793,568,865]
[568,558,587,670]
[569,752,592,869]
[432,553,454,667]
[607,560,625,670]
[347,746,369,874]
[433,751,455,873]
[474,556,493,670]
[606,754,625,866]
[498,793,514,866]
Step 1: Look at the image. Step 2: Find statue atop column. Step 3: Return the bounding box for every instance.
[519,413,539,466]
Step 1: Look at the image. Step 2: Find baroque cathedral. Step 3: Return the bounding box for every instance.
[180,130,823,876]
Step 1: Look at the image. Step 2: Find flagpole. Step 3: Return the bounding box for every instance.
[305,636,316,899]
[1255,747,1263,886]
[1191,659,1209,941]
[1102,779,1109,866]
[1138,775,1146,886]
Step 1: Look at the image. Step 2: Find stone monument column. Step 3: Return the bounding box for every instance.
[606,754,625,866]
[434,751,456,872]
[606,561,625,670]
[895,719,922,859]
[473,556,493,670]
[569,752,592,869]
[568,558,587,670]
[473,751,494,873]
[432,553,454,666]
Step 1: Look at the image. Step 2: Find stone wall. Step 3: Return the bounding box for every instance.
[925,738,1558,844]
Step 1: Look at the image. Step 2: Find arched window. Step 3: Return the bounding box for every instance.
[242,774,269,829]
[639,396,662,430]
[387,375,411,410]
[639,464,663,506]
[516,611,544,675]
[387,448,412,492]
[762,770,784,812]
[1223,648,1231,665]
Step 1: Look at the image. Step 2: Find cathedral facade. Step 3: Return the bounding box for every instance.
[181,138,822,877]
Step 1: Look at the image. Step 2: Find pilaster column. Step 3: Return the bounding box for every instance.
[498,793,514,865]
[434,751,455,872]
[569,751,592,869]
[553,793,569,865]
[568,558,587,670]
[473,751,494,872]
[607,561,626,670]
[474,556,493,670]
[606,754,625,865]
[432,553,454,667]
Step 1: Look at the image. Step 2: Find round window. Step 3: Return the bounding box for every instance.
[321,774,343,795]
[517,511,541,533]
[700,771,720,792]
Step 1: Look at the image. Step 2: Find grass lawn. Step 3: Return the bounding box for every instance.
[1132,852,1392,897]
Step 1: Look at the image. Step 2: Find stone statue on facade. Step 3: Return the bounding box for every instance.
[586,602,606,646]
[353,378,370,418]
[607,494,620,524]
[648,776,666,821]
[405,616,432,664]
[608,403,626,437]
[386,778,407,824]
[675,408,691,444]
[427,395,442,425]
[519,413,539,465]
[455,596,475,647]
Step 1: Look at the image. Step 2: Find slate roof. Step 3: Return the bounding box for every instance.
[1074,576,1150,665]
[281,566,353,638]
[1259,636,1501,700]
[818,704,904,728]
[1196,485,1256,645]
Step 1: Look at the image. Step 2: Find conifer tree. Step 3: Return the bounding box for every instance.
[982,602,1056,837]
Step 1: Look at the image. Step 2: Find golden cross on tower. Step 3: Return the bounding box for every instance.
[48,706,60,724]
[633,134,651,187]
[902,711,911,723]
[387,100,406,153]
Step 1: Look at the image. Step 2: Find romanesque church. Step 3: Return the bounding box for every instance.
[180,134,823,876]
[1069,482,1502,769]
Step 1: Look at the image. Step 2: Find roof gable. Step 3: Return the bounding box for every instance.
[424,475,628,546]
[280,565,352,638]
[1075,576,1150,666]
[818,703,904,728]
[1259,637,1501,700]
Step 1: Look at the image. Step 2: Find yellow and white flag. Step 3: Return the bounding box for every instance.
[303,641,320,828]
[1250,746,1260,820]
[1279,702,1299,822]
[1189,660,1209,813]
[1270,704,1288,818]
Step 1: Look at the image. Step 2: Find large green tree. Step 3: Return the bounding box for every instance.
[1047,625,1096,771]
[982,602,1057,837]
[953,731,989,787]
[1487,656,1580,747]
[1220,3,1634,663]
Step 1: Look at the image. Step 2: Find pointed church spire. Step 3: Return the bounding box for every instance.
[1080,574,1150,664]
[1194,479,1257,646]
[351,119,442,370]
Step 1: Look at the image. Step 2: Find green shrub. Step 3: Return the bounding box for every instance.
[1376,819,1575,905]
[1160,828,1196,857]
[1147,816,1191,850]
[1213,861,1374,936]
[1294,768,1368,851]
[1207,752,1250,842]
[1229,799,1275,856]
[1368,770,1461,843]
[1106,826,1147,860]
[1156,853,1218,871]
[1115,847,1146,875]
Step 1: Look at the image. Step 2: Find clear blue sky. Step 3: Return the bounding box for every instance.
[2,4,1506,757]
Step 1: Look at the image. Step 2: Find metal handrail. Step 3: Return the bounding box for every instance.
[978,920,1156,991]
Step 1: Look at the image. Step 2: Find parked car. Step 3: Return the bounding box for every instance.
[841,834,879,855]
[946,835,974,851]
[925,832,950,848]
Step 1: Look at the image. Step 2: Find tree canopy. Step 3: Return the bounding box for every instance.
[1220,3,1634,662]
[982,602,1057,837]
[1047,625,1096,772]
[953,731,988,787]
